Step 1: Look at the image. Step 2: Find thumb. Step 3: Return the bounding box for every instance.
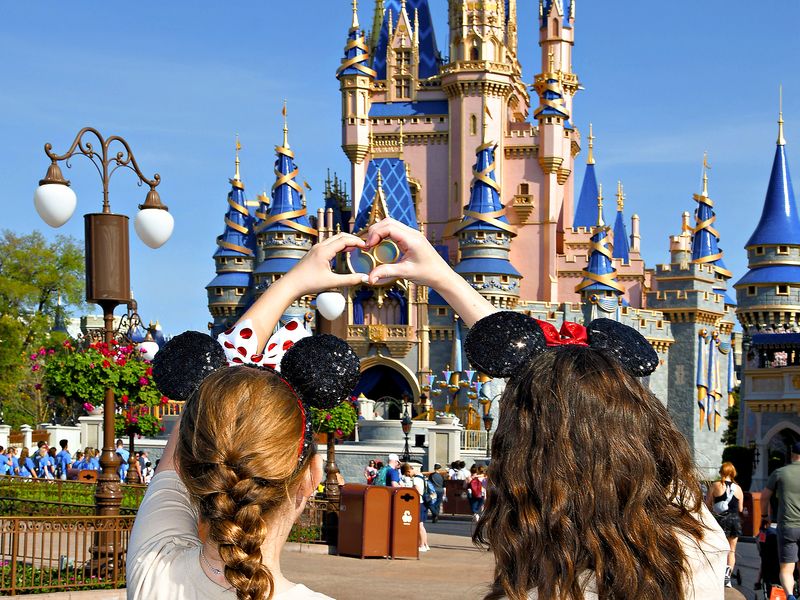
[332,272,370,287]
[368,263,403,285]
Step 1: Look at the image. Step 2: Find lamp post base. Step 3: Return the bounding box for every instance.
[323,435,340,502]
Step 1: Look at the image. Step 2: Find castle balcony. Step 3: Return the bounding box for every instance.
[347,324,415,358]
[742,362,800,415]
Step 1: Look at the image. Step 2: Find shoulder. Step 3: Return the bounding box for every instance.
[276,584,334,599]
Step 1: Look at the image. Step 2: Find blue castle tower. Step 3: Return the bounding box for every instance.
[736,103,800,488]
[206,139,256,336]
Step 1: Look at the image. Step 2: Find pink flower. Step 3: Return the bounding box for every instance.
[38,348,46,356]
[121,395,129,405]
[48,349,55,355]
[31,364,40,372]
[83,402,95,412]
[145,367,153,377]
[116,358,127,367]
[34,383,42,391]
[102,360,111,369]
[89,363,95,369]
[160,396,169,405]
[29,354,37,361]
[139,348,147,353]
[138,376,148,386]
[160,426,166,432]
[130,416,138,424]
[325,413,332,421]
[336,428,343,437]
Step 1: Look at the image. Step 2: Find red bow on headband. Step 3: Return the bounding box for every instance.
[534,319,589,347]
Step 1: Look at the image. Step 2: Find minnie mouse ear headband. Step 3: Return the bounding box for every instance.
[152,319,360,463]
[464,311,658,378]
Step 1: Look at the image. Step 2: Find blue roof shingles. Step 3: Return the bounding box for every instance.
[206,271,253,289]
[736,265,800,286]
[612,210,630,263]
[457,144,512,234]
[337,24,375,79]
[354,158,418,231]
[746,143,800,247]
[373,0,441,80]
[574,164,602,228]
[369,101,448,117]
[214,183,255,258]
[261,148,313,234]
[455,258,521,277]
[576,227,624,295]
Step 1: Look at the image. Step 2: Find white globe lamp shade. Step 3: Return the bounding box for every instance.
[134,208,174,249]
[138,340,160,361]
[316,291,346,320]
[33,184,77,228]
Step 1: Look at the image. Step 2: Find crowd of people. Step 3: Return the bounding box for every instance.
[127,221,733,599]
[0,438,156,483]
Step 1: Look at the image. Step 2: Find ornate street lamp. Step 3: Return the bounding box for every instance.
[482,411,494,458]
[401,411,413,463]
[33,127,173,520]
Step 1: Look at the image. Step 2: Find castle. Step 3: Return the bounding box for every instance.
[205,0,750,478]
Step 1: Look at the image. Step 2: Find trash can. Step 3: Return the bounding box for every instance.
[337,483,391,558]
[442,480,471,516]
[390,487,420,559]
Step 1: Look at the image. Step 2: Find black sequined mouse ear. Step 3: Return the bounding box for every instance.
[586,318,659,377]
[152,331,228,400]
[280,335,360,410]
[464,311,547,378]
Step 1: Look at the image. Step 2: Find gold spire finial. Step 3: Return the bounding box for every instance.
[779,84,786,146]
[596,183,604,227]
[701,151,710,196]
[376,168,383,190]
[587,123,595,165]
[616,180,624,212]
[282,100,289,149]
[351,0,359,29]
[234,134,241,181]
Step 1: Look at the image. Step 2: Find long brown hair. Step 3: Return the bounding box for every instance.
[475,346,705,600]
[176,366,313,600]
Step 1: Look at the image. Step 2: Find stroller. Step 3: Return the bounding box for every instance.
[757,522,782,599]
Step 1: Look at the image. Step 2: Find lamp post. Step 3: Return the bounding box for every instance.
[401,410,413,463]
[34,127,173,519]
[482,411,494,458]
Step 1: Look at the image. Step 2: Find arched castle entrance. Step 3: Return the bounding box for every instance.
[355,356,420,419]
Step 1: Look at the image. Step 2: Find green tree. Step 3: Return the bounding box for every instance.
[0,230,84,427]
[722,389,740,447]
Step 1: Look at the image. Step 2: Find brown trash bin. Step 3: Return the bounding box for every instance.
[743,491,761,537]
[442,479,471,516]
[390,487,420,559]
[338,483,391,558]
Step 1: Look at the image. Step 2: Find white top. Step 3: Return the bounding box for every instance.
[504,505,729,600]
[127,471,334,600]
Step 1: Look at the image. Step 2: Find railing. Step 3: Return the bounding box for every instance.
[0,515,134,594]
[150,400,184,421]
[460,429,488,451]
[0,476,145,517]
[454,405,482,431]
[289,496,338,545]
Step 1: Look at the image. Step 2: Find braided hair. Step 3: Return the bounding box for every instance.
[176,366,314,600]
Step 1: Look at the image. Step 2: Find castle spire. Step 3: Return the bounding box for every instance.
[351,0,359,30]
[587,122,595,165]
[691,153,732,277]
[612,181,631,263]
[233,135,242,183]
[573,125,602,228]
[779,84,786,146]
[337,0,376,79]
[576,183,625,296]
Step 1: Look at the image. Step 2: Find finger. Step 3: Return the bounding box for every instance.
[322,232,366,250]
[330,272,370,288]
[365,218,415,250]
[368,262,407,285]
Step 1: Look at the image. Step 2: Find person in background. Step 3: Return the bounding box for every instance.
[18,448,36,478]
[428,463,446,523]
[56,439,72,481]
[410,464,430,553]
[448,461,459,480]
[0,447,9,477]
[139,450,149,474]
[364,459,378,484]
[142,461,155,484]
[761,441,800,600]
[7,447,19,477]
[457,460,470,480]
[32,441,47,474]
[706,461,744,588]
[465,464,485,521]
[84,447,100,471]
[116,439,130,481]
[386,453,401,487]
[72,451,85,471]
[37,445,55,479]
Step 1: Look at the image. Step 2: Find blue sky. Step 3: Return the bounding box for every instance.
[1,2,799,335]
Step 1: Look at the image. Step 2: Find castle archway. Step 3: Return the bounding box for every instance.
[355,356,420,419]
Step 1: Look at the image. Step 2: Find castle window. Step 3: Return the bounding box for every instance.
[385,118,391,124]
[755,246,765,256]
[470,115,477,136]
[411,117,419,124]
[234,257,244,264]
[425,117,432,123]
[235,287,245,296]
[476,231,485,239]
[470,42,480,61]
[748,286,756,296]
[395,79,411,98]
[215,288,223,296]
[436,307,447,316]
[474,275,484,283]
[439,117,445,123]
[778,245,790,255]
[519,183,529,195]
[275,233,284,240]
[778,285,790,296]
[501,275,509,283]
[396,50,411,74]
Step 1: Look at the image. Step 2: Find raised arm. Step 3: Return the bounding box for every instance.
[364,219,496,327]
[235,232,367,350]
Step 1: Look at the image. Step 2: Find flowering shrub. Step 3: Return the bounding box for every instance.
[310,396,358,438]
[38,339,165,438]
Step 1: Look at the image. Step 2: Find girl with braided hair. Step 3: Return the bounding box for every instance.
[364,219,729,600]
[127,232,368,600]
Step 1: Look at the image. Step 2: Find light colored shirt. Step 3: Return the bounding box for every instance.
[127,470,333,600]
[502,505,728,600]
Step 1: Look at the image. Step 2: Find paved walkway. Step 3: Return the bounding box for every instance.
[283,520,764,600]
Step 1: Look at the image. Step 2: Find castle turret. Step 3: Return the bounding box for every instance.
[253,106,317,322]
[575,184,624,303]
[736,104,800,334]
[338,0,376,209]
[612,181,630,264]
[206,137,256,336]
[454,141,520,309]
[573,124,602,229]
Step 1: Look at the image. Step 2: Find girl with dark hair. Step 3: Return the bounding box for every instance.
[365,218,729,600]
[127,232,367,600]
